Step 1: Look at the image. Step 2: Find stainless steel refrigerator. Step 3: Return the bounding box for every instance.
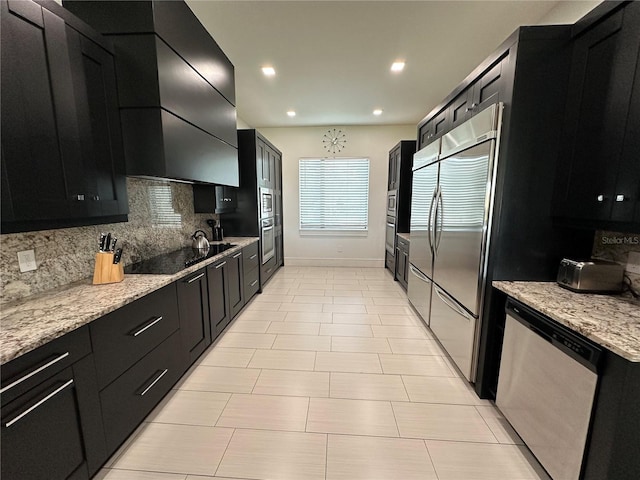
[408,103,501,382]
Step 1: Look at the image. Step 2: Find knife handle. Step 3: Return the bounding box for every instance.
[99,233,107,252]
[113,248,123,264]
[109,238,118,252]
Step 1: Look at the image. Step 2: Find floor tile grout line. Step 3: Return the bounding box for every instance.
[423,439,442,480]
[212,427,237,478]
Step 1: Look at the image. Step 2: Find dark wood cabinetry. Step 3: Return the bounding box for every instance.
[207,258,231,337]
[91,284,181,390]
[553,1,640,231]
[1,0,128,233]
[225,130,284,287]
[395,237,410,290]
[228,251,245,319]
[1,327,106,479]
[243,242,261,300]
[177,269,211,365]
[193,185,238,214]
[64,0,239,186]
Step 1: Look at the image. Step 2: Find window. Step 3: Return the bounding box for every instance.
[149,184,182,228]
[299,157,370,232]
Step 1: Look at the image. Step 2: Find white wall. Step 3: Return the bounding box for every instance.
[258,125,416,267]
[536,0,602,25]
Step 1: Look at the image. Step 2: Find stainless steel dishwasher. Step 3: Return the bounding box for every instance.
[496,299,601,480]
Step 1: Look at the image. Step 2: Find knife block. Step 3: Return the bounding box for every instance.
[93,252,124,285]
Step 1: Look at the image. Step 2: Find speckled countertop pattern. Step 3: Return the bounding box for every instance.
[397,232,410,242]
[493,281,640,362]
[0,237,258,364]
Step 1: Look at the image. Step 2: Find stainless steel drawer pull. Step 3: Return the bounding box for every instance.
[5,379,74,428]
[250,280,258,287]
[131,316,163,337]
[233,252,242,258]
[186,273,205,283]
[249,254,258,260]
[215,261,227,269]
[0,352,70,395]
[139,369,168,396]
[615,194,626,202]
[597,194,605,202]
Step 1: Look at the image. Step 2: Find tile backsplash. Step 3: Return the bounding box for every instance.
[0,178,218,305]
[592,230,640,293]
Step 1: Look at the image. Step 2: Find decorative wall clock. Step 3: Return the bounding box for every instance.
[322,128,347,154]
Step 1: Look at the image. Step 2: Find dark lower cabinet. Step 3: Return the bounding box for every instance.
[208,258,231,338]
[99,331,184,453]
[228,251,245,319]
[243,243,260,301]
[0,0,128,233]
[395,237,410,291]
[177,269,212,365]
[1,327,106,479]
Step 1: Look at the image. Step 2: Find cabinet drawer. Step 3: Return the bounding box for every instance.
[90,283,180,390]
[1,367,88,480]
[397,237,409,252]
[244,267,260,300]
[261,256,277,284]
[243,242,259,274]
[100,331,183,453]
[1,326,91,405]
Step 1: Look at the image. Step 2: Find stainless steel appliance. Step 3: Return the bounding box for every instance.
[407,103,501,381]
[557,258,624,293]
[386,190,397,216]
[260,187,274,219]
[496,299,600,480]
[261,217,275,264]
[385,215,396,254]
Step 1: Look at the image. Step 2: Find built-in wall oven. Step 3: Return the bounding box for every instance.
[385,215,396,254]
[387,190,397,216]
[261,217,275,264]
[260,187,274,219]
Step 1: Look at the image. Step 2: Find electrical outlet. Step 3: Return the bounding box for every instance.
[17,249,37,272]
[626,251,640,275]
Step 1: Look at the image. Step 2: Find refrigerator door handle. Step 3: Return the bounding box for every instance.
[434,285,475,322]
[409,264,431,284]
[427,188,437,255]
[435,188,444,253]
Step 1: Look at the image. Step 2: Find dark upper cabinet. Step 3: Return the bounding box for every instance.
[193,185,238,214]
[64,0,239,187]
[553,1,640,230]
[1,0,128,233]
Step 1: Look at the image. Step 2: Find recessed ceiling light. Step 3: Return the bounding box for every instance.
[262,66,276,76]
[287,110,296,117]
[373,109,383,116]
[391,61,405,72]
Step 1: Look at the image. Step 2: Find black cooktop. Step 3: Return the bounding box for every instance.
[125,244,236,275]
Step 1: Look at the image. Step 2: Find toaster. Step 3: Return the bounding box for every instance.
[557,258,624,293]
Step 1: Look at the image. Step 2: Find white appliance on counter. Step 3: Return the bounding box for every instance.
[407,103,501,382]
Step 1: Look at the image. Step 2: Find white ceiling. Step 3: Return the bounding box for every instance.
[186,1,597,128]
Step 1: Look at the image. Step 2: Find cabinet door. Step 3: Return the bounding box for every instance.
[471,57,506,113]
[402,249,410,286]
[449,89,473,130]
[555,3,640,221]
[177,269,211,365]
[394,246,403,281]
[418,120,434,149]
[1,1,88,222]
[432,109,450,140]
[228,251,244,318]
[207,259,230,338]
[71,33,128,217]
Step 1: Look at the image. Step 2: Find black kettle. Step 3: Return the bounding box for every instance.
[207,219,224,241]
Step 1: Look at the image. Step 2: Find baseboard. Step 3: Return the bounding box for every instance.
[284,257,385,268]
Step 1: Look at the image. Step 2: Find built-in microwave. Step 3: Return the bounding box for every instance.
[260,187,274,219]
[387,190,397,217]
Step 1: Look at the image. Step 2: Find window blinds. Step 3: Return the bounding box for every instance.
[149,184,182,228]
[299,158,370,231]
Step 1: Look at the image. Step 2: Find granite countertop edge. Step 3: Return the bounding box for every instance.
[493,280,640,362]
[0,237,259,364]
[397,232,411,242]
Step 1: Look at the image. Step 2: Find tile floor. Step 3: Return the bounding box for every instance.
[96,266,550,480]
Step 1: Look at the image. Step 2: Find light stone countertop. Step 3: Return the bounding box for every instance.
[397,232,410,242]
[0,237,258,364]
[493,281,640,362]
